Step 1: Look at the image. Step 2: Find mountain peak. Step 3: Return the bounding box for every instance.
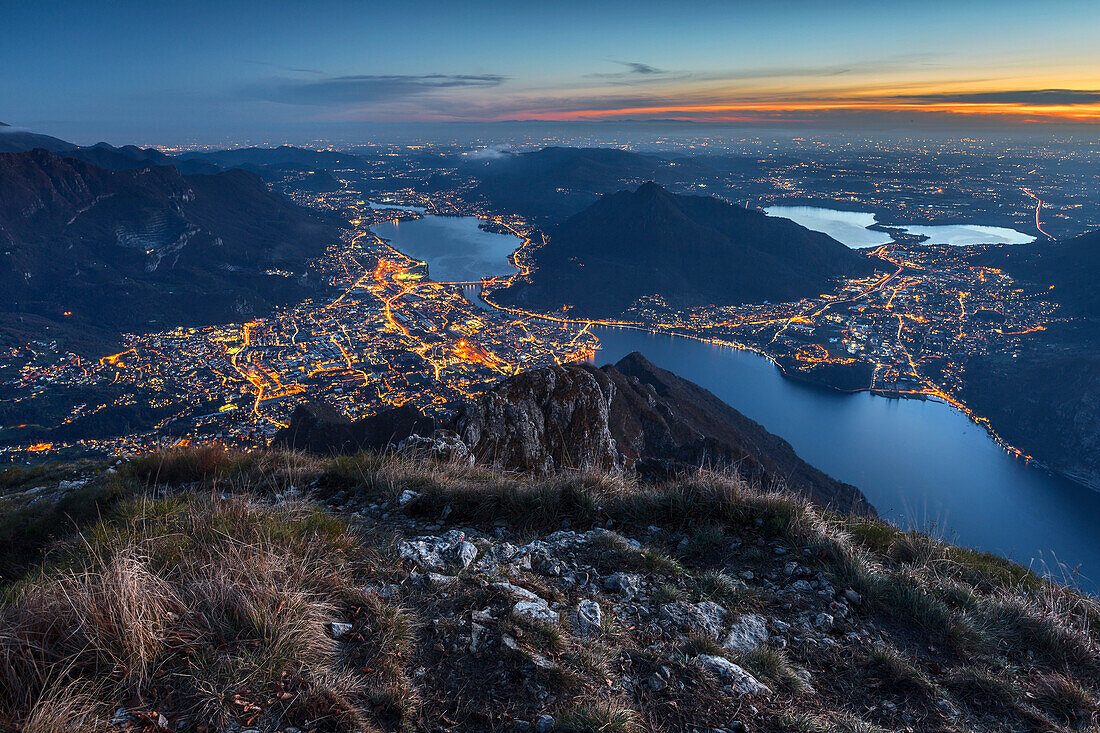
[495,182,873,316]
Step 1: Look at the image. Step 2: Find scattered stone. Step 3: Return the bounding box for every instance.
[660,600,728,638]
[697,655,772,695]
[421,572,457,589]
[535,714,556,732]
[513,601,560,626]
[111,708,135,724]
[470,622,491,653]
[574,599,603,635]
[603,571,642,598]
[492,581,544,603]
[398,489,419,507]
[454,540,478,568]
[646,673,667,691]
[396,430,473,465]
[722,614,770,654]
[844,589,862,605]
[813,612,834,630]
[326,621,354,639]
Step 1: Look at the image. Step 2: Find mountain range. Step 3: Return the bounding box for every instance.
[0,148,341,351]
[495,182,874,317]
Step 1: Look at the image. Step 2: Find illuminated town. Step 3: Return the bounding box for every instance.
[1,135,1095,464]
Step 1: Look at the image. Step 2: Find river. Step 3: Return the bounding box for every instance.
[379,213,1100,589]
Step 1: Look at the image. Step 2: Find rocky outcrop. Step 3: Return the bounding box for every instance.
[458,353,873,515]
[457,362,622,473]
[275,354,871,514]
[272,402,434,455]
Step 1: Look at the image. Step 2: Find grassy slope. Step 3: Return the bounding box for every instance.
[0,447,1097,732]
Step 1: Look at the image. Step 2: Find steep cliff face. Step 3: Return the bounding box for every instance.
[457,362,623,474]
[457,354,872,515]
[607,353,872,514]
[275,355,871,514]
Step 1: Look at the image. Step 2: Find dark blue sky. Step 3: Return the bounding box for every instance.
[4,0,1099,145]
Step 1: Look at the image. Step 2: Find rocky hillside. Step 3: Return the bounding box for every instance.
[0,149,341,350]
[0,448,1097,732]
[275,354,872,515]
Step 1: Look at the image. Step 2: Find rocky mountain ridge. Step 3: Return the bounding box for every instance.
[275,353,872,515]
[0,148,341,350]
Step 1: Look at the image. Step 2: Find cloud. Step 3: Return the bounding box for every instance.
[891,89,1100,105]
[463,143,513,159]
[246,73,508,106]
[246,60,326,75]
[618,61,665,75]
[589,60,671,79]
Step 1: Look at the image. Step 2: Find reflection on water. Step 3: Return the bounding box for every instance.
[593,327,1100,591]
[385,213,1096,591]
[902,224,1034,246]
[368,200,427,213]
[765,207,892,248]
[765,206,1034,248]
[373,215,519,282]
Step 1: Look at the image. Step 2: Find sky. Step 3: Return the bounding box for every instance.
[3,0,1100,145]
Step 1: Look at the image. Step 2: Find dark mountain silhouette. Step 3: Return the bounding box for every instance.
[0,149,341,350]
[295,169,343,193]
[974,230,1100,316]
[495,182,874,317]
[0,122,76,154]
[177,145,368,172]
[65,142,220,175]
[272,402,435,455]
[962,231,1100,489]
[464,146,666,220]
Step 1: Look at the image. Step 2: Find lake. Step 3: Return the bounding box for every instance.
[380,214,1100,589]
[373,215,519,282]
[765,206,1035,248]
[368,200,427,213]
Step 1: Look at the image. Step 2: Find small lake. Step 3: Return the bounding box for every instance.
[765,207,893,248]
[765,206,1035,248]
[373,215,519,282]
[381,214,1100,589]
[368,200,427,213]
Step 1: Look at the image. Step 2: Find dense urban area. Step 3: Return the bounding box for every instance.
[2,134,1098,464]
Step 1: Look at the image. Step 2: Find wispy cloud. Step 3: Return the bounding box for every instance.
[588,60,673,80]
[890,89,1100,105]
[246,73,508,106]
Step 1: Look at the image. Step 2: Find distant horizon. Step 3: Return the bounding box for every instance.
[4,0,1100,145]
[5,118,1099,153]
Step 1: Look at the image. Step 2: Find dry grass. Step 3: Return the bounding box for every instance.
[0,493,404,732]
[2,446,1099,732]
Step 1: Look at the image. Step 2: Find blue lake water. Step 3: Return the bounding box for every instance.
[380,214,1100,589]
[368,200,427,213]
[373,215,518,282]
[765,206,1035,248]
